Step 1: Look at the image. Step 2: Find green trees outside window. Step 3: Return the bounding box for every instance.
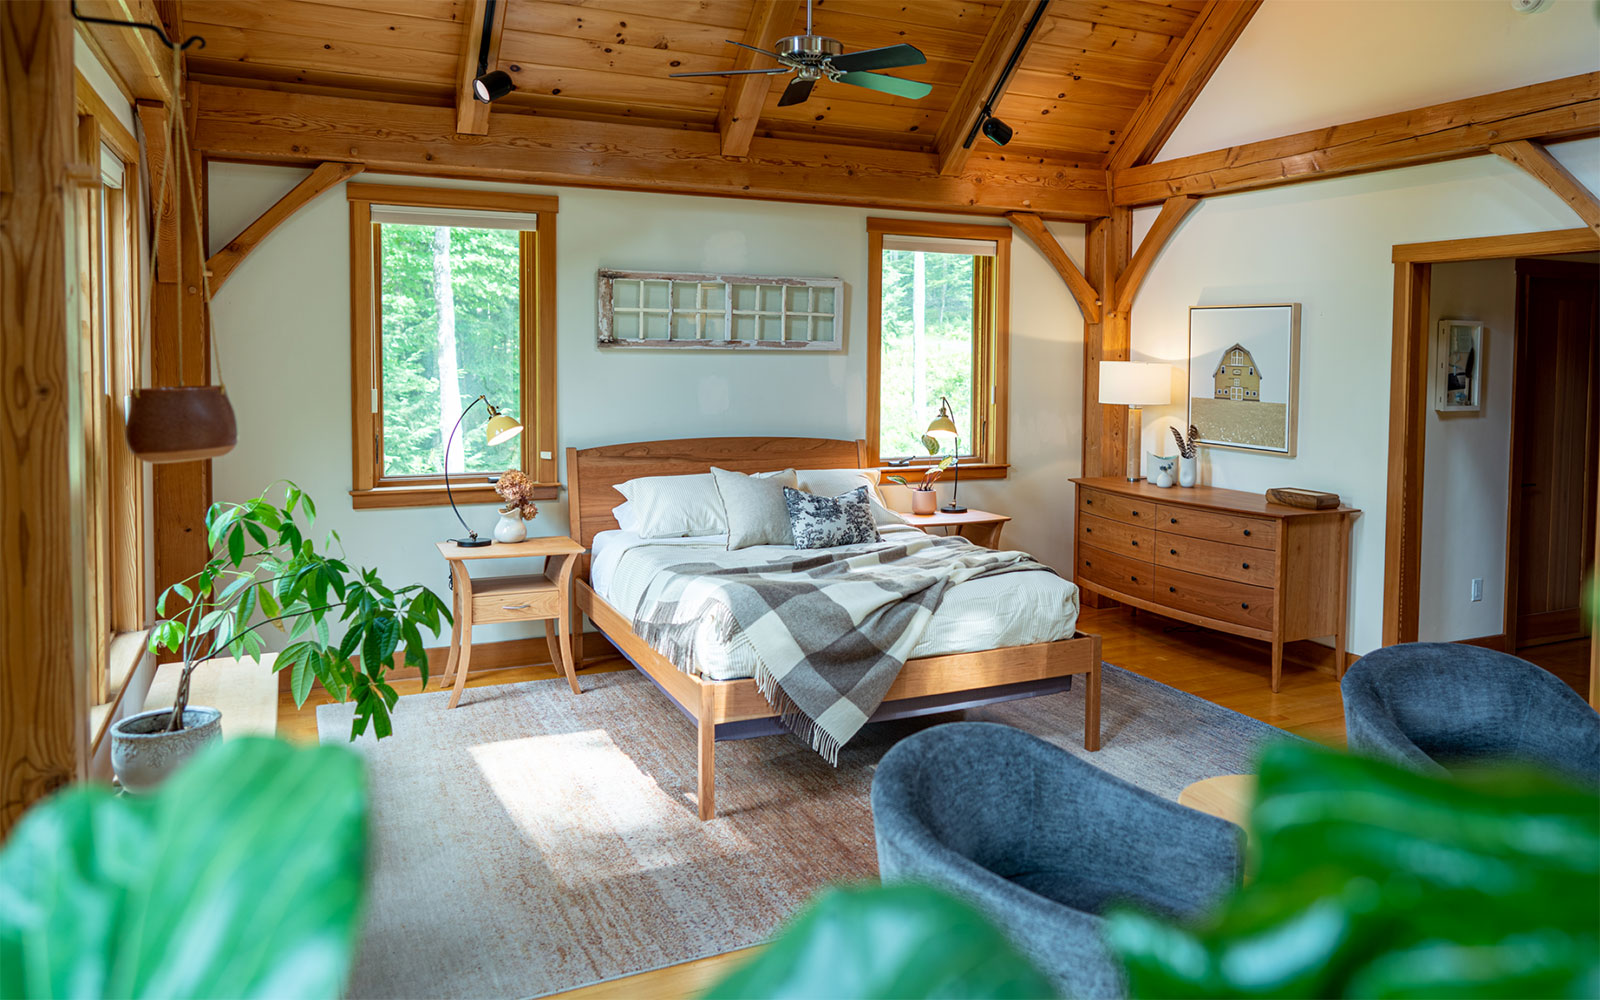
[878,248,977,460]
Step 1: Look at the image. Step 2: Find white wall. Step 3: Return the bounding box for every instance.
[207,167,1085,646]
[1418,259,1516,643]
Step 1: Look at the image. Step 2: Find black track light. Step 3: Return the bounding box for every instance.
[473,69,514,104]
[980,114,1013,147]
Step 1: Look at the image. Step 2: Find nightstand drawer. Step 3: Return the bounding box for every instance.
[1156,532,1274,587]
[1156,566,1274,631]
[1077,543,1154,601]
[1078,487,1156,527]
[469,574,562,623]
[1157,504,1276,550]
[1079,512,1153,559]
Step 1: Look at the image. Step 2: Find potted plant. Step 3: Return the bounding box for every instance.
[492,468,540,543]
[888,458,956,515]
[115,482,452,792]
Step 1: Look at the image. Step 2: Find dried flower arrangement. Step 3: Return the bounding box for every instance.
[1170,424,1201,460]
[495,469,540,521]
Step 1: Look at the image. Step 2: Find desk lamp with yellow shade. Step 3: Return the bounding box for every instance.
[926,396,966,513]
[444,394,523,547]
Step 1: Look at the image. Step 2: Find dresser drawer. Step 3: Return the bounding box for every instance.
[1156,532,1274,587]
[1077,543,1154,601]
[1079,513,1153,560]
[1157,504,1276,550]
[469,574,562,623]
[1156,565,1274,631]
[1078,487,1157,527]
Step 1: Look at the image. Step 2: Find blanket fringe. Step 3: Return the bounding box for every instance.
[752,661,843,767]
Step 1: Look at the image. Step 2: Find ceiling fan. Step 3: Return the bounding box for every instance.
[669,0,932,107]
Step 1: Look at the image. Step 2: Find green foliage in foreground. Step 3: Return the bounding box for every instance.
[705,883,1057,1000]
[0,739,368,1000]
[1107,742,1600,998]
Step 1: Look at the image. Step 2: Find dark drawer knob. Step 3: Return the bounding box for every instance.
[1241,603,1250,610]
[1169,586,1176,593]
[1132,511,1139,517]
[1243,529,1252,537]
[1085,527,1092,533]
[1085,560,1092,567]
[1131,540,1138,547]
[1242,562,1250,569]
[1086,498,1093,505]
[1170,548,1177,555]
[1130,575,1138,582]
[1170,517,1177,524]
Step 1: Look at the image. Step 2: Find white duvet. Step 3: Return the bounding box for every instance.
[590,524,1080,682]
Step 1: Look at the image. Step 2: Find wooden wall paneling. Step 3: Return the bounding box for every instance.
[1114,195,1197,314]
[1113,73,1600,206]
[1490,140,1600,236]
[716,0,802,158]
[1005,211,1100,324]
[1106,0,1260,172]
[935,0,1040,176]
[207,161,364,290]
[191,85,1112,221]
[2,0,85,837]
[75,0,169,101]
[455,0,506,136]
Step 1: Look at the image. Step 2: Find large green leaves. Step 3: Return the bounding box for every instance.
[1106,742,1600,998]
[0,738,368,999]
[705,884,1057,1000]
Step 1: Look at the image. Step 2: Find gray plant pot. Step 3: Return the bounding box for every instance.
[111,706,222,793]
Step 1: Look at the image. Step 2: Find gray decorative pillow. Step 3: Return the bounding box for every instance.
[710,467,798,550]
[784,486,881,550]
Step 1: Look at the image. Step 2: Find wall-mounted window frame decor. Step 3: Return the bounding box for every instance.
[1186,303,1300,457]
[597,270,844,351]
[1435,319,1484,413]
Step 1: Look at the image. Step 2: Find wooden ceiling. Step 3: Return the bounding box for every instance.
[180,0,1207,166]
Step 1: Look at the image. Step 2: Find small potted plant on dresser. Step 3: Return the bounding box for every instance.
[888,458,956,515]
[115,482,452,792]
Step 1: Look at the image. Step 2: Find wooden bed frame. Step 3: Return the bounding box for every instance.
[566,436,1102,820]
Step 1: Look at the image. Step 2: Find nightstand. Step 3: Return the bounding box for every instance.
[436,536,586,706]
[901,508,1011,549]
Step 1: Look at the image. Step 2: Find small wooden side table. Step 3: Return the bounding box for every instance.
[436,536,586,707]
[901,508,1011,549]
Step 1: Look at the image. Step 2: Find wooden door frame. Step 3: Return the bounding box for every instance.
[1383,228,1599,647]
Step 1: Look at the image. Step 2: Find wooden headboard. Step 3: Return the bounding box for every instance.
[566,436,868,549]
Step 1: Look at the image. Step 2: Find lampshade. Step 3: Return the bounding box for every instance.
[926,400,958,438]
[1099,361,1172,406]
[486,411,523,446]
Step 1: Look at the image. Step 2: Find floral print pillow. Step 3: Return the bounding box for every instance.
[783,486,881,549]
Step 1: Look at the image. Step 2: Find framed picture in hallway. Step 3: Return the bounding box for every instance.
[1187,304,1300,456]
[1435,320,1483,412]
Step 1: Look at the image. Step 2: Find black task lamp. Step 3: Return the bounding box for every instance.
[444,394,523,547]
[926,397,965,514]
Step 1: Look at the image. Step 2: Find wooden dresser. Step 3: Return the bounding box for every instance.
[1070,477,1359,691]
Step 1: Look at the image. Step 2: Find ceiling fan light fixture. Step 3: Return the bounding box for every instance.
[981,114,1013,147]
[473,69,514,103]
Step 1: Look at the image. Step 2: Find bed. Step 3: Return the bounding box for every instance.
[566,436,1102,820]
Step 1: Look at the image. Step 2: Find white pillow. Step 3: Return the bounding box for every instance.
[794,469,906,527]
[615,469,795,539]
[711,467,798,549]
[612,501,639,533]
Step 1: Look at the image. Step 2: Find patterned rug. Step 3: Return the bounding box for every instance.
[318,664,1294,999]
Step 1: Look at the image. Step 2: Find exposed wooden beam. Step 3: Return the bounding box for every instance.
[135,100,177,278]
[1491,139,1600,236]
[935,0,1042,177]
[1114,195,1198,314]
[2,0,83,837]
[1107,0,1261,172]
[1082,211,1132,483]
[1112,73,1600,207]
[74,0,170,102]
[454,0,506,136]
[1006,211,1100,324]
[208,162,364,290]
[717,0,801,158]
[193,85,1112,220]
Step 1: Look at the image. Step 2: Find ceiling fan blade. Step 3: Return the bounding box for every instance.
[725,39,783,59]
[836,71,933,101]
[776,75,816,107]
[827,43,927,73]
[670,68,789,78]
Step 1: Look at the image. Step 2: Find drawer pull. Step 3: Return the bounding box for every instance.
[1169,586,1176,593]
[1086,498,1093,505]
[1132,511,1140,517]
[502,603,533,611]
[1085,527,1092,533]
[1130,575,1138,582]
[1243,529,1252,537]
[1130,540,1138,547]
[1242,562,1250,569]
[1170,548,1177,555]
[1241,603,1249,610]
[1170,517,1177,524]
[1085,560,1092,567]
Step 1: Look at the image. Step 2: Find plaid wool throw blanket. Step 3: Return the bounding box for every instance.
[631,534,1053,763]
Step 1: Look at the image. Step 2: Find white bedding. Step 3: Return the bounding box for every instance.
[590,524,1080,681]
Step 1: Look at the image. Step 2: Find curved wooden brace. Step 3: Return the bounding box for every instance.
[1115,195,1198,316]
[1006,211,1101,325]
[206,161,363,291]
[1491,139,1600,236]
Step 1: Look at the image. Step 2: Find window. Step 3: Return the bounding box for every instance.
[867,219,1010,473]
[72,81,144,708]
[349,185,558,508]
[597,270,843,350]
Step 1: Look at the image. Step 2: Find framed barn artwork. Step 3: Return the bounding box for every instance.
[1186,304,1300,456]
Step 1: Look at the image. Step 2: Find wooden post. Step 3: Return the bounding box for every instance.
[1,0,85,836]
[1078,211,1130,610]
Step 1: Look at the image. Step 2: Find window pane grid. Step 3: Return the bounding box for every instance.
[600,271,841,349]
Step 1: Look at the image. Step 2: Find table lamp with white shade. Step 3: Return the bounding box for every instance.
[1099,361,1173,482]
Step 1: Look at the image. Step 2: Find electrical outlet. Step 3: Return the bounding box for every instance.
[1471,578,1484,602]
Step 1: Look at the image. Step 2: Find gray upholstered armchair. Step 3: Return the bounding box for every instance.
[1342,642,1600,784]
[871,722,1244,1000]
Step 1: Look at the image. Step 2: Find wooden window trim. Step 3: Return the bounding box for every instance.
[348,184,559,509]
[865,217,1011,473]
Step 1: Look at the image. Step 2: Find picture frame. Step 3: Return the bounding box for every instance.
[1186,304,1300,457]
[597,269,844,351]
[1435,319,1484,412]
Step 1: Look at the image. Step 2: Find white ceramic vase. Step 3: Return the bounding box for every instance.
[1178,454,1198,487]
[493,513,528,543]
[111,706,222,793]
[1147,454,1177,488]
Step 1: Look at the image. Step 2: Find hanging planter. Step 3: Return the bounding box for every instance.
[126,386,237,463]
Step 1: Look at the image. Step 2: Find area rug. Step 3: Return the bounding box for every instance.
[318,664,1293,999]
